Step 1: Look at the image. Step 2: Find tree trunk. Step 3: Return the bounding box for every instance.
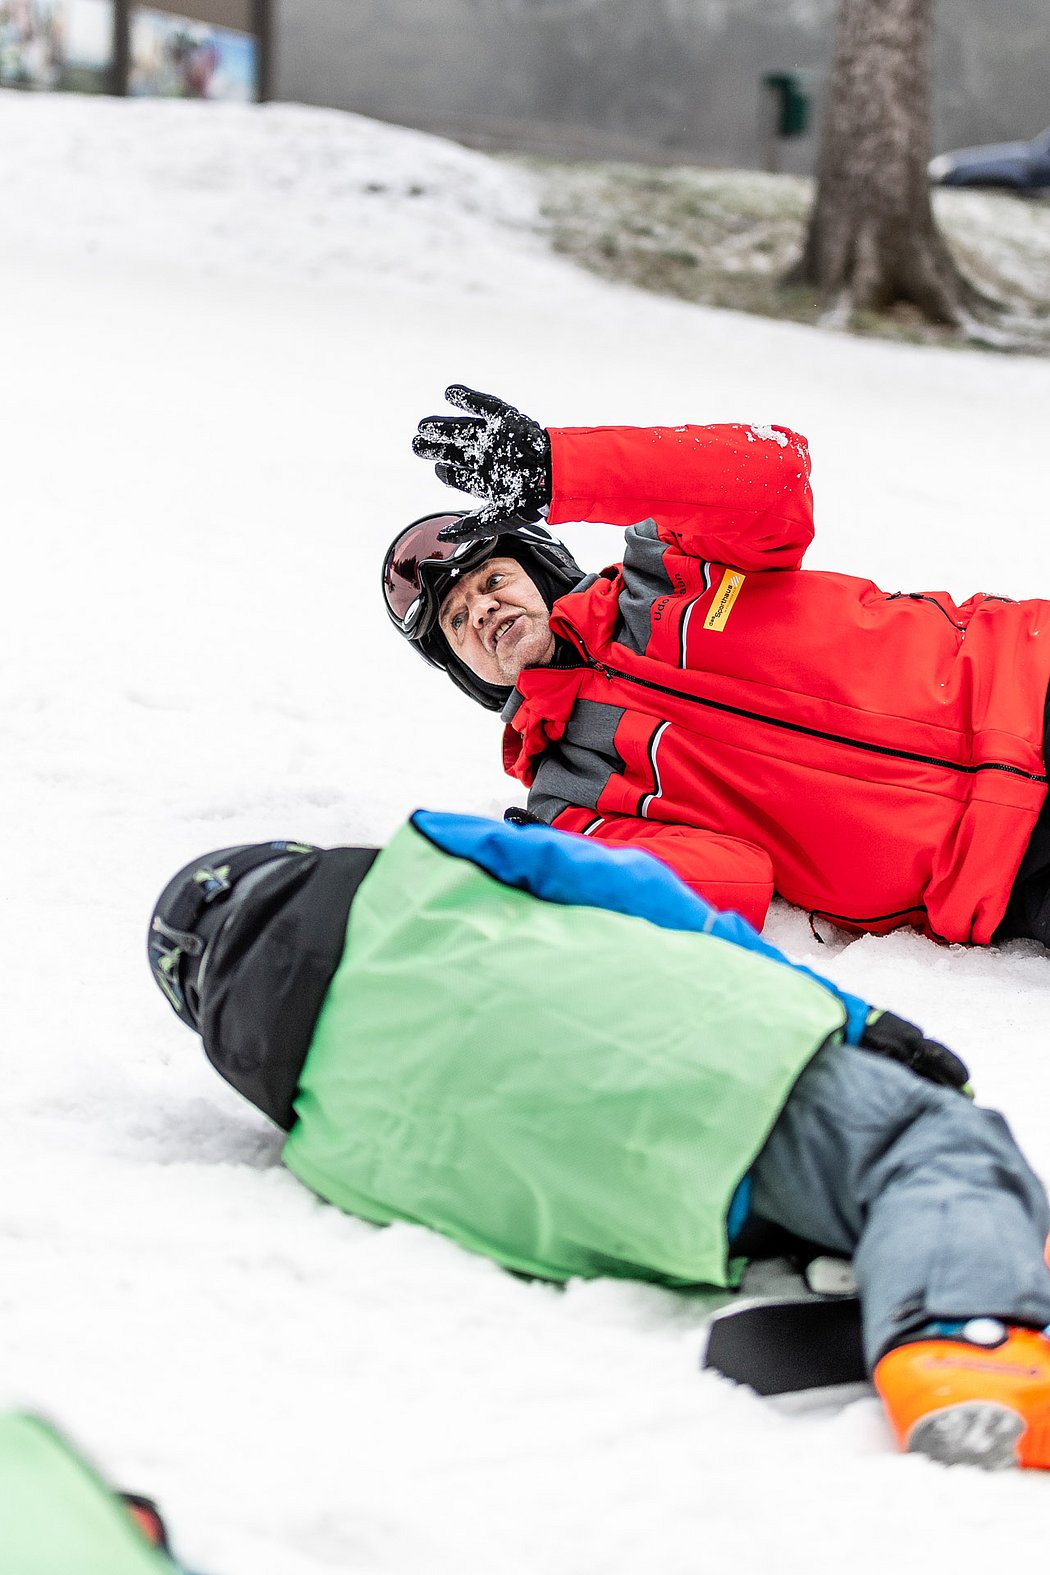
[794,0,985,327]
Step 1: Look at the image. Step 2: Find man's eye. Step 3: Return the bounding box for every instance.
[486,574,503,590]
[450,612,465,632]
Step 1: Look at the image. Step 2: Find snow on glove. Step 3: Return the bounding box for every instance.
[412,384,552,523]
[434,513,550,551]
[434,510,503,545]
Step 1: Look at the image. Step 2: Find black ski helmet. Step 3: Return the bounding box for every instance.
[147,841,319,1033]
[148,839,380,1130]
[381,511,585,710]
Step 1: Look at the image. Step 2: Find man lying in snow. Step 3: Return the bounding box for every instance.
[149,810,1050,1470]
[0,1412,203,1574]
[384,386,1050,947]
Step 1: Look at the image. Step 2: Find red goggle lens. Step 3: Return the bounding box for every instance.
[382,514,469,624]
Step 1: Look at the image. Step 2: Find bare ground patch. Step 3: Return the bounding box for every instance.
[513,155,1050,350]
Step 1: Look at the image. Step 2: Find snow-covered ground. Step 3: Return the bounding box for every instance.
[2,88,1050,1574]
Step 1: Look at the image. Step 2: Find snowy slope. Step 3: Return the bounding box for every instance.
[2,89,1050,1575]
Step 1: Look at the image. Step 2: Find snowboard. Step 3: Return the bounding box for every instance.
[702,1292,866,1396]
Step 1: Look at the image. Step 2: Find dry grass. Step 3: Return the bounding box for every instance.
[512,154,1050,350]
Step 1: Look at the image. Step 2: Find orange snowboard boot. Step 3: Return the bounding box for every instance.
[875,1321,1050,1469]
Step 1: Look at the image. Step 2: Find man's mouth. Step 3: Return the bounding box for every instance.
[490,615,519,652]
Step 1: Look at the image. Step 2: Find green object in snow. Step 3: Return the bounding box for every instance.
[0,1413,179,1574]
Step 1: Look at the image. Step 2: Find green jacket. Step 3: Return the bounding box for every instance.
[282,815,847,1288]
[0,1414,180,1575]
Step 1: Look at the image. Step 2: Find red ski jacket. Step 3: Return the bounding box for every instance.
[501,423,1050,942]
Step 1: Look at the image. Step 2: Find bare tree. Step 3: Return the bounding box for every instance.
[794,0,987,329]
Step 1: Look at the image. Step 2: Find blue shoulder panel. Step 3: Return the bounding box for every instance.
[410,810,871,1043]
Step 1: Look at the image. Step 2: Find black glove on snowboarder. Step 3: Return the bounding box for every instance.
[412,385,552,524]
[861,1009,972,1094]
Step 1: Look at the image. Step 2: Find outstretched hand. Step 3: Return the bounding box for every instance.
[412,384,552,523]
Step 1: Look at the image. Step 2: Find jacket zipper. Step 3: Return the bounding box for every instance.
[885,591,1017,629]
[570,646,1047,785]
[884,592,968,631]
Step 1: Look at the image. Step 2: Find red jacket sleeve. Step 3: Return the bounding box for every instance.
[549,806,775,930]
[546,423,814,572]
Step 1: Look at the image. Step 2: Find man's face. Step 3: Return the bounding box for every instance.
[438,556,555,687]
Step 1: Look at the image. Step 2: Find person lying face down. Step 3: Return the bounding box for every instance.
[149,809,1050,1471]
[383,385,1050,948]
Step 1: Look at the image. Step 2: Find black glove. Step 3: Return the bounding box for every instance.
[412,384,552,524]
[503,805,546,827]
[434,510,541,545]
[861,1009,972,1094]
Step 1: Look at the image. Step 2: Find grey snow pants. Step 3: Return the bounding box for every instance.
[749,1044,1050,1371]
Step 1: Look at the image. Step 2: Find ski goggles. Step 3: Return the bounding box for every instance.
[382,512,499,641]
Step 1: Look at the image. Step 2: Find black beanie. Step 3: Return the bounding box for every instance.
[497,537,564,615]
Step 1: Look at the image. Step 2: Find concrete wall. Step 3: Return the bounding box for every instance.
[935,0,1050,149]
[271,0,1050,171]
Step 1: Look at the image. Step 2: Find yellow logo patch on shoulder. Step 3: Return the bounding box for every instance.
[703,570,746,632]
